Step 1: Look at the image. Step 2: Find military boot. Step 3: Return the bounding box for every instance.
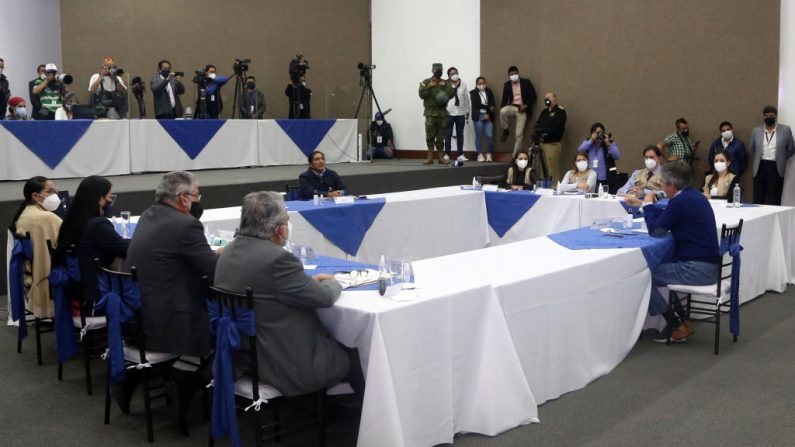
[438,152,450,165]
[423,151,434,165]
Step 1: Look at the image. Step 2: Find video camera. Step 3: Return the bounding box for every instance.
[131,76,146,99]
[192,69,207,84]
[289,54,309,83]
[530,124,548,145]
[233,58,251,75]
[357,62,376,79]
[172,71,185,78]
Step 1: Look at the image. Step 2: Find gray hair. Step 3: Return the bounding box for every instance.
[155,171,196,202]
[660,160,692,191]
[238,191,288,240]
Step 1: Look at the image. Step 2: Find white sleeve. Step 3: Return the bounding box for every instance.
[88,73,99,92]
[584,170,597,193]
[559,171,577,192]
[54,108,67,120]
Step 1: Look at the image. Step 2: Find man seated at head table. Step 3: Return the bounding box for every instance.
[625,161,719,343]
[298,150,348,200]
[213,191,365,400]
[122,170,220,436]
[617,144,665,197]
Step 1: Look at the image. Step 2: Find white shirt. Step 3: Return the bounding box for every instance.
[721,137,733,148]
[446,80,471,116]
[88,73,126,92]
[762,126,777,161]
[160,75,176,108]
[54,107,69,120]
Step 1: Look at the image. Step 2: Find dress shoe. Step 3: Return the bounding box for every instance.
[671,320,695,341]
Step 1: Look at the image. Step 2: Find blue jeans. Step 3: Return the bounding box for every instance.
[649,260,717,315]
[473,118,494,154]
[444,115,465,156]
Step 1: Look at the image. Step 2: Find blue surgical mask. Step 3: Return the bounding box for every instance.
[102,201,113,217]
[15,107,27,118]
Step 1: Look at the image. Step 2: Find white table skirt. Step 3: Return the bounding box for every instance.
[0,120,130,180]
[129,120,259,172]
[258,119,358,165]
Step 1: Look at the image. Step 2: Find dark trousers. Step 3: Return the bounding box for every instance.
[156,110,176,119]
[444,115,465,156]
[343,347,365,400]
[753,160,783,205]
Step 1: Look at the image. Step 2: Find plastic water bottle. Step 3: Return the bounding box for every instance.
[378,255,388,296]
[733,184,741,208]
[299,246,308,265]
[472,176,479,188]
[625,212,634,229]
[313,191,319,206]
[597,183,603,197]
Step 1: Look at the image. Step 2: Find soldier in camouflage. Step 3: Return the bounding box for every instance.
[419,63,453,164]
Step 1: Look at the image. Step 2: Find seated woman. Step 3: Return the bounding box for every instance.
[55,176,129,305]
[702,149,738,201]
[505,150,534,190]
[559,152,597,193]
[9,176,63,318]
[298,150,348,200]
[54,92,79,120]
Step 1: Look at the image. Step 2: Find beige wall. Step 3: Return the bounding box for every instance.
[482,0,779,190]
[60,0,371,120]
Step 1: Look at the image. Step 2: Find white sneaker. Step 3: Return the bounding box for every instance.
[477,154,485,162]
[456,155,468,162]
[443,154,451,161]
[486,154,493,162]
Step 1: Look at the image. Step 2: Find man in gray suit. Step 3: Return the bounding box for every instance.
[750,105,795,205]
[150,59,185,119]
[214,191,364,398]
[124,170,218,434]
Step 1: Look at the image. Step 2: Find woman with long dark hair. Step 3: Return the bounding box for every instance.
[56,176,128,302]
[702,149,738,201]
[505,150,534,190]
[10,176,62,318]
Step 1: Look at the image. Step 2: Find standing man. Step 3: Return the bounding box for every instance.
[750,105,795,205]
[31,63,66,120]
[577,122,621,185]
[534,92,567,184]
[444,67,470,163]
[238,75,266,119]
[418,62,452,165]
[499,66,537,155]
[150,60,185,119]
[663,118,699,163]
[0,58,9,120]
[707,121,747,178]
[123,171,218,434]
[28,64,45,119]
[88,56,127,119]
[198,64,229,118]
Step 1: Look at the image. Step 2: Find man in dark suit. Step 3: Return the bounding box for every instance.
[124,170,218,434]
[28,64,45,119]
[150,60,185,119]
[214,191,363,398]
[749,105,795,205]
[499,66,537,155]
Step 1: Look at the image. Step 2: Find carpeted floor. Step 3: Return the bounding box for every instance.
[1,287,794,446]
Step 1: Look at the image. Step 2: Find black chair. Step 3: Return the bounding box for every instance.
[666,219,744,355]
[207,285,328,447]
[9,231,55,366]
[285,184,302,201]
[97,263,179,443]
[477,173,507,186]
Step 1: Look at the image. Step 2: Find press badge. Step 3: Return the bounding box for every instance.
[210,95,215,102]
[377,136,383,144]
[593,159,599,168]
[250,105,255,113]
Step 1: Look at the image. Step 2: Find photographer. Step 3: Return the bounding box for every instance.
[366,112,395,160]
[533,92,567,183]
[238,75,266,119]
[150,60,185,119]
[286,55,311,119]
[88,56,127,119]
[0,58,9,120]
[198,64,229,118]
[576,122,621,183]
[31,63,68,120]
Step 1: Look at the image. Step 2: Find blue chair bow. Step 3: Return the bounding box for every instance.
[94,273,141,383]
[208,300,255,447]
[49,256,82,363]
[719,236,743,337]
[9,237,33,343]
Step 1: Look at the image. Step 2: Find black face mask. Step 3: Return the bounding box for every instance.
[161,69,170,78]
[102,202,113,217]
[433,70,443,79]
[246,82,256,89]
[544,99,551,106]
[681,129,689,137]
[189,201,204,219]
[764,116,777,127]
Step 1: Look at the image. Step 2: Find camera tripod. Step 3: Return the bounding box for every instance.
[354,67,391,160]
[195,81,209,119]
[231,70,248,119]
[528,139,549,181]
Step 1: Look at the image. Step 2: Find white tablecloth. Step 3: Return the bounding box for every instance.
[258,119,358,165]
[129,119,258,172]
[0,120,130,180]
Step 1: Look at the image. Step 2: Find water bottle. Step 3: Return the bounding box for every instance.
[299,246,308,265]
[313,191,319,206]
[378,255,388,296]
[733,184,741,208]
[597,183,603,197]
[625,212,634,229]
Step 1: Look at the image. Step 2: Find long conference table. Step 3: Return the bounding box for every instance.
[6,187,794,447]
[0,119,358,180]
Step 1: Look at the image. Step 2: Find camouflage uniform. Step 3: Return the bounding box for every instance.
[419,63,453,163]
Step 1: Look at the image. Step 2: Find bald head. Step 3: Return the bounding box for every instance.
[544,92,557,109]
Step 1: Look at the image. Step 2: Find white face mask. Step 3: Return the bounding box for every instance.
[516,159,528,170]
[721,130,733,141]
[576,160,588,172]
[644,158,657,170]
[376,120,384,126]
[207,73,216,80]
[40,193,61,212]
[509,74,519,82]
[477,84,486,91]
[0,68,3,75]
[450,74,459,82]
[714,161,727,173]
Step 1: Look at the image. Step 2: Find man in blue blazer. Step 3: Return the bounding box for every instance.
[749,105,795,205]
